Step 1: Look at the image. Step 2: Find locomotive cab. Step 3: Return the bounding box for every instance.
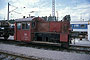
[14,20,32,42]
[14,17,44,42]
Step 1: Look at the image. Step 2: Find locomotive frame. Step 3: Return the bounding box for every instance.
[14,16,71,48]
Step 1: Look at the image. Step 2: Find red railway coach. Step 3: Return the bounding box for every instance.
[14,15,71,48]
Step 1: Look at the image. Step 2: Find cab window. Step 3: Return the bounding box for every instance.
[22,23,26,29]
[32,21,35,28]
[17,23,21,30]
[26,23,30,29]
[0,22,1,26]
[22,22,30,30]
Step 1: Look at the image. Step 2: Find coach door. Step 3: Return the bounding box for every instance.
[21,22,31,42]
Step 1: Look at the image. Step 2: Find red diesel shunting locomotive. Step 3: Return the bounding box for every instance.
[14,15,71,48]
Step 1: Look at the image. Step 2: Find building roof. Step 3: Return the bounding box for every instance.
[70,21,90,24]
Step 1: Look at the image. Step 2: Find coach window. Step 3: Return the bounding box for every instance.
[17,23,21,30]
[74,24,79,28]
[80,24,86,28]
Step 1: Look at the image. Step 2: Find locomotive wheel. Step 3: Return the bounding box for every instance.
[61,43,69,48]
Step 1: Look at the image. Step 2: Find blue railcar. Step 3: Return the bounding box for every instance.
[70,21,89,38]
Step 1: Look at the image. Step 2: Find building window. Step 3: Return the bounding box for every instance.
[17,23,21,30]
[80,24,86,28]
[74,24,79,28]
[22,22,30,30]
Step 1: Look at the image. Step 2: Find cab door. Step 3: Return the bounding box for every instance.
[21,22,31,42]
[16,23,22,41]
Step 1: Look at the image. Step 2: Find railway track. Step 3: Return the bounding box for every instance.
[0,39,90,54]
[0,51,39,60]
[69,45,90,54]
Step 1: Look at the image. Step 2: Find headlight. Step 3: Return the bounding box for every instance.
[1,27,4,29]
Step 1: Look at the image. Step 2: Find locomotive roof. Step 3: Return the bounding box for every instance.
[15,17,45,22]
[15,17,35,22]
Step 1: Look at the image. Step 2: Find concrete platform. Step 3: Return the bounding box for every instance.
[71,38,90,47]
[0,43,90,60]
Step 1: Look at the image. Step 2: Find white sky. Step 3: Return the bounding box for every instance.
[0,0,90,21]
